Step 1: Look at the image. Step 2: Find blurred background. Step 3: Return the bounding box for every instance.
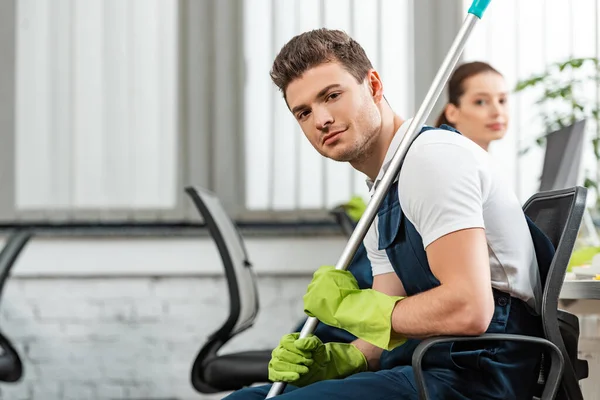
[0,0,599,399]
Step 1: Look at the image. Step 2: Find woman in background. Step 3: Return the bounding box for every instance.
[436,61,509,151]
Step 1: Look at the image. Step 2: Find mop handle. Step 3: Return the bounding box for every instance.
[266,1,491,397]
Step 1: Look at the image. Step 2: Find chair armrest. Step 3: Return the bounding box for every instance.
[412,333,564,400]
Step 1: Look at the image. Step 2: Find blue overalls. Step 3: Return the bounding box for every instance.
[224,125,553,400]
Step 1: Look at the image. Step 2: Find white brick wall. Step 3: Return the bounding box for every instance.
[0,275,310,400]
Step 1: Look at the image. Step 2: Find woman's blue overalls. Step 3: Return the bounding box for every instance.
[225,125,553,400]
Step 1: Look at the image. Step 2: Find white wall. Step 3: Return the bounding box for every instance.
[0,234,350,400]
[6,236,347,277]
[0,275,309,400]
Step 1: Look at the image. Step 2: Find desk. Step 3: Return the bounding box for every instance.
[560,280,600,300]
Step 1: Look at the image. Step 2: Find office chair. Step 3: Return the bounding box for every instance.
[0,230,32,383]
[187,189,376,393]
[186,186,271,393]
[412,186,589,400]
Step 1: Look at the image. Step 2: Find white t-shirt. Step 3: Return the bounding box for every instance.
[364,120,542,313]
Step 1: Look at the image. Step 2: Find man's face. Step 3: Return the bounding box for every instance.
[285,62,382,162]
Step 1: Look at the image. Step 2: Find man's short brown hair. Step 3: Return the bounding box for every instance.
[270,28,373,98]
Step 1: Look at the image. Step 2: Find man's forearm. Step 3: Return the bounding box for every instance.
[352,338,383,371]
[390,284,494,339]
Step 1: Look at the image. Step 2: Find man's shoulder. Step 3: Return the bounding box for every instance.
[403,128,489,169]
[413,127,481,151]
[397,128,495,204]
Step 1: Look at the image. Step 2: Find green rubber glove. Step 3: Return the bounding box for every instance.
[268,333,367,387]
[303,265,407,351]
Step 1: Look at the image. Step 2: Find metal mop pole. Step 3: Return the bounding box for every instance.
[266,1,492,397]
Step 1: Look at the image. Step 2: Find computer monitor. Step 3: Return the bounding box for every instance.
[539,119,587,192]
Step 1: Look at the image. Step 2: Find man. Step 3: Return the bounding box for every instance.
[224,28,547,399]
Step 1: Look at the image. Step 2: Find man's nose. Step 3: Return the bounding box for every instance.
[314,107,334,131]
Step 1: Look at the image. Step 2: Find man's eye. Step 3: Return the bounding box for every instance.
[327,92,340,101]
[298,110,310,119]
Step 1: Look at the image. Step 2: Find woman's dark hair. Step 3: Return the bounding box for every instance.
[436,61,502,127]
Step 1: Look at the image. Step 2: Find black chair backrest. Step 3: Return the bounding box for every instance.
[522,187,586,313]
[185,187,259,341]
[522,186,587,400]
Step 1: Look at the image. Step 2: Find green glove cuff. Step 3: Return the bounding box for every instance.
[302,266,407,351]
[328,289,406,351]
[319,341,369,381]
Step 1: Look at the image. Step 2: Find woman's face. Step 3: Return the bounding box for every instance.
[445,71,509,151]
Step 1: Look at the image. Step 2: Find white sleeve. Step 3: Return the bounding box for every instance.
[364,215,395,276]
[398,138,491,248]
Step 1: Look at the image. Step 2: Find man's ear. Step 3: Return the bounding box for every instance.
[367,70,384,103]
[444,103,460,124]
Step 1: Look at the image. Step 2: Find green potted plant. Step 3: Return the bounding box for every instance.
[514,56,600,198]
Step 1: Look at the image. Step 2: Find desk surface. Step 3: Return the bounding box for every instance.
[560,280,600,300]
